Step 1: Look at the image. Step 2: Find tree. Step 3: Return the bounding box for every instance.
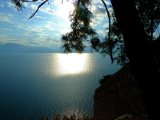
[91,0,160,65]
[110,0,160,119]
[61,0,97,53]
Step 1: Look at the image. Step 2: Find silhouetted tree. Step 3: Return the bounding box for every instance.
[111,0,160,120]
[90,0,160,65]
[106,0,160,65]
[61,0,97,53]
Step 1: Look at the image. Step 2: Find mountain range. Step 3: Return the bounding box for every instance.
[0,43,63,53]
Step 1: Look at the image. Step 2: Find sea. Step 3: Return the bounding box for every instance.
[0,53,121,120]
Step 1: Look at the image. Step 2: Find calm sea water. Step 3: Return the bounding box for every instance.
[0,53,121,120]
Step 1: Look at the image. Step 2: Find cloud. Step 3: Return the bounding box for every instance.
[6,1,17,11]
[44,21,56,30]
[89,0,111,14]
[29,37,62,47]
[40,7,55,15]
[7,1,15,8]
[25,2,55,15]
[154,25,160,38]
[0,27,14,32]
[0,34,24,45]
[0,2,4,8]
[34,15,45,19]
[89,1,108,27]
[0,34,7,43]
[0,29,62,47]
[24,0,74,21]
[0,12,14,24]
[97,29,108,38]
[15,20,66,40]
[29,4,37,10]
[87,0,112,39]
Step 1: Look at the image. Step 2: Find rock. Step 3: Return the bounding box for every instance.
[93,64,148,120]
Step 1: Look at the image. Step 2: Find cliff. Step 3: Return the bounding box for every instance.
[93,64,148,120]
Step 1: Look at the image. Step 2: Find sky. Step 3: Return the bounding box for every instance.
[0,0,111,51]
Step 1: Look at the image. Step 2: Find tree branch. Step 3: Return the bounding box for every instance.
[24,0,39,2]
[80,0,92,14]
[101,0,113,63]
[28,0,48,19]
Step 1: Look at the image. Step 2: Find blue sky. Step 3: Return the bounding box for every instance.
[0,0,111,50]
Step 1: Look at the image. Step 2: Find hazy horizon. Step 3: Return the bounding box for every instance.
[0,42,94,53]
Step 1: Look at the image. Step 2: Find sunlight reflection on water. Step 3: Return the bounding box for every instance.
[52,53,91,75]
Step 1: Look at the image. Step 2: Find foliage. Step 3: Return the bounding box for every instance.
[96,16,129,65]
[29,114,92,120]
[135,0,160,40]
[61,1,97,53]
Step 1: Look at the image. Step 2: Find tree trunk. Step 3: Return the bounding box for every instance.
[110,0,159,119]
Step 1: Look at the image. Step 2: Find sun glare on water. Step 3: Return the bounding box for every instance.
[56,53,89,75]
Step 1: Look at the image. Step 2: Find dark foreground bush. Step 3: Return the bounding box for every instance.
[29,114,93,120]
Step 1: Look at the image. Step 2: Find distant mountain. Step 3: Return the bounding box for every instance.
[0,43,62,53]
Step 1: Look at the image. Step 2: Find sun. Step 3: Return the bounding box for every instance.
[55,1,75,20]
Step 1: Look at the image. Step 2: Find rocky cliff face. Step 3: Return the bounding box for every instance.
[93,64,148,120]
[93,36,160,120]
